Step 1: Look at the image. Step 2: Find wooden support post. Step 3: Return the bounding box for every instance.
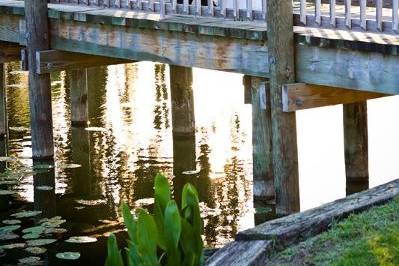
[25,0,54,160]
[243,76,274,204]
[268,0,300,215]
[282,83,388,112]
[343,102,369,195]
[0,64,7,139]
[170,65,196,202]
[68,69,89,127]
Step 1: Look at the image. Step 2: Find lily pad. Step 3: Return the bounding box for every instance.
[23,233,41,240]
[33,164,54,170]
[0,233,19,240]
[25,247,47,255]
[23,226,45,234]
[2,219,21,225]
[44,227,67,234]
[57,163,81,169]
[0,156,18,162]
[35,186,53,191]
[65,236,97,243]
[56,252,81,260]
[0,243,26,250]
[0,225,21,233]
[11,210,42,218]
[0,180,19,185]
[75,199,107,206]
[18,256,42,265]
[27,238,57,247]
[0,189,15,195]
[85,127,107,132]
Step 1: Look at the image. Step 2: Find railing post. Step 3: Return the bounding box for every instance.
[25,0,54,160]
[267,0,300,215]
[343,102,369,195]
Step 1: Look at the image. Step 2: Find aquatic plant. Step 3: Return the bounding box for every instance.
[106,173,204,266]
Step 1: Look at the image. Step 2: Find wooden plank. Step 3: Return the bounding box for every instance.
[36,50,131,74]
[0,42,21,63]
[0,63,7,138]
[249,77,274,201]
[267,0,300,215]
[68,68,89,126]
[282,83,388,112]
[295,43,399,95]
[237,178,399,246]
[343,102,369,194]
[25,0,54,160]
[206,240,271,266]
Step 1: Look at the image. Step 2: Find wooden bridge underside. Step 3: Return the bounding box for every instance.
[1,0,399,94]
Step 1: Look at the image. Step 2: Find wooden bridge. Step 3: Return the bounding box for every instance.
[0,0,398,217]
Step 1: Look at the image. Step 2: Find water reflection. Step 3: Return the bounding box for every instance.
[3,59,399,263]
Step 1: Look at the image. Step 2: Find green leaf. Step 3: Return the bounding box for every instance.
[164,200,182,266]
[136,209,159,266]
[154,173,171,211]
[121,203,136,242]
[105,234,124,266]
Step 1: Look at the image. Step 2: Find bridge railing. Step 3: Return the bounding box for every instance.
[51,0,399,33]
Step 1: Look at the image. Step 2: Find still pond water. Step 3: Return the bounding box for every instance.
[1,61,399,264]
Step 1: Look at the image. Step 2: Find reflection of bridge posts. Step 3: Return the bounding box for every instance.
[68,69,89,127]
[244,76,274,206]
[169,65,196,202]
[33,161,56,218]
[344,102,369,195]
[71,126,93,196]
[0,64,7,172]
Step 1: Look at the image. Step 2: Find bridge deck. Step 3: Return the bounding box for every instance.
[1,0,399,94]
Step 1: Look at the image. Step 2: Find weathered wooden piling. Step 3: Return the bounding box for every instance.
[267,0,300,215]
[170,65,197,201]
[243,76,274,203]
[69,69,89,127]
[0,63,7,139]
[343,102,369,195]
[25,0,54,160]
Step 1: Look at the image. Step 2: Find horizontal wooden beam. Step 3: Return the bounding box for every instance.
[282,83,389,112]
[0,42,21,63]
[35,50,133,74]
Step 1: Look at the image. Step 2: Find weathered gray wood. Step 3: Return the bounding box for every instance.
[282,83,388,112]
[0,63,7,138]
[237,178,399,248]
[206,240,271,266]
[68,68,89,126]
[170,65,195,135]
[343,102,369,194]
[36,50,131,74]
[169,65,196,203]
[267,0,300,215]
[25,0,54,159]
[0,42,20,63]
[249,77,274,201]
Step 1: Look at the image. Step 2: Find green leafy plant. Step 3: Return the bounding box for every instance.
[105,173,204,266]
